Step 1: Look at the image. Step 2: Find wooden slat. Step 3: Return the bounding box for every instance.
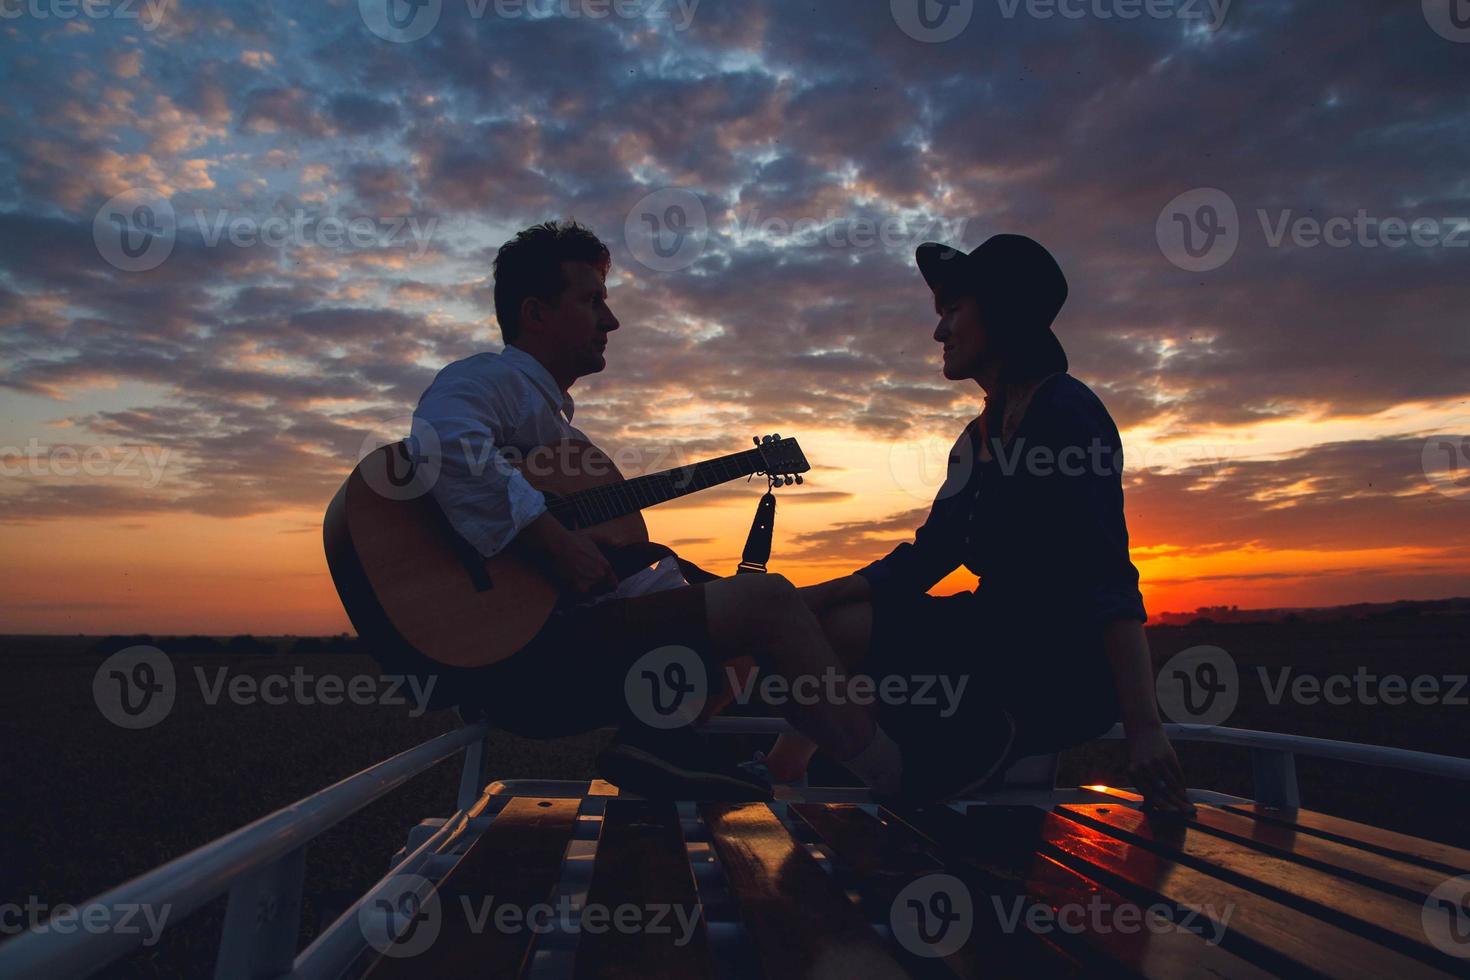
[1187,806,1451,901]
[789,803,1082,978]
[999,803,1452,980]
[573,799,713,980]
[700,802,912,980]
[367,797,581,979]
[1057,804,1460,975]
[587,779,621,797]
[892,804,1277,980]
[1220,804,1470,877]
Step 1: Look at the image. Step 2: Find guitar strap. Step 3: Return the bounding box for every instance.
[736,488,778,574]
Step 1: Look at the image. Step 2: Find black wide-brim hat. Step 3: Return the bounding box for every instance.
[916,233,1069,374]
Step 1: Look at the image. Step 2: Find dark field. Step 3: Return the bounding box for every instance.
[4,612,1469,977]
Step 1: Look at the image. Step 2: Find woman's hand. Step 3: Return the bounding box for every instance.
[1127,726,1194,815]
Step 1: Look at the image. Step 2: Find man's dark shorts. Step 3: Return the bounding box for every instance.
[449,583,718,738]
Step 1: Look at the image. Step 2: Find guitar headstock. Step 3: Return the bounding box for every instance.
[753,434,810,485]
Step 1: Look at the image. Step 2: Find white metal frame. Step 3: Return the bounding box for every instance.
[3,719,1468,979]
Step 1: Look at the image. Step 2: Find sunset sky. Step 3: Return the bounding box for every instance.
[1,0,1467,634]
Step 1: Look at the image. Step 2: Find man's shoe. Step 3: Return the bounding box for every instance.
[596,728,774,802]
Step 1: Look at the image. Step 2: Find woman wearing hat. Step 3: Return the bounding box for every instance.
[765,234,1193,812]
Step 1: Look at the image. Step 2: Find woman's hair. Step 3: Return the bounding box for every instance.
[492,220,611,342]
[977,291,1069,442]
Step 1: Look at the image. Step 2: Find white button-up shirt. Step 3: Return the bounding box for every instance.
[411,344,685,601]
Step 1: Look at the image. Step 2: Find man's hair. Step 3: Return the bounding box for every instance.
[492,221,611,342]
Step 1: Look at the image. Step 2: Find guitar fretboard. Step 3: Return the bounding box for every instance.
[546,448,767,529]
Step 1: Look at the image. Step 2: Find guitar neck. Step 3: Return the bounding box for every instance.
[549,448,768,529]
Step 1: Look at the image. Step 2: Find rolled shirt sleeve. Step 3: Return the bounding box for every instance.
[411,366,547,559]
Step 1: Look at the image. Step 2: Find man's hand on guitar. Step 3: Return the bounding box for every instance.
[520,511,619,598]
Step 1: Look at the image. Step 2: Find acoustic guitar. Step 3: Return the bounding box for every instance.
[324,435,809,668]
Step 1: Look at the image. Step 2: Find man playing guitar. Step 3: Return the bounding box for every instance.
[407,221,908,801]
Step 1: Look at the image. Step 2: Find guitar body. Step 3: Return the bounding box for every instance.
[325,433,808,671]
[325,440,651,670]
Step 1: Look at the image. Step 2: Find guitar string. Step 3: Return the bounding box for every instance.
[545,447,787,529]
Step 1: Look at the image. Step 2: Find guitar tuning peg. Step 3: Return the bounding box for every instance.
[794,474,804,485]
[753,436,761,447]
[772,433,781,441]
[763,435,773,444]
[784,475,795,486]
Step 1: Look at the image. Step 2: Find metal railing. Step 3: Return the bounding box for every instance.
[4,717,1469,979]
[0,721,490,980]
